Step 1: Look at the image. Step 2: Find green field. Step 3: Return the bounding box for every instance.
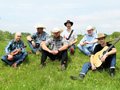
[0,31,120,90]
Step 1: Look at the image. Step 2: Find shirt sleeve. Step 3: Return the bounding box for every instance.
[21,41,26,53]
[73,31,78,39]
[45,37,52,46]
[80,35,86,43]
[31,33,37,40]
[5,40,12,54]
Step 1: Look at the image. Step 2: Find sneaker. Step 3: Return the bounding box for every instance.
[61,64,66,71]
[40,63,46,68]
[36,50,40,55]
[70,47,74,55]
[109,68,115,77]
[70,74,85,80]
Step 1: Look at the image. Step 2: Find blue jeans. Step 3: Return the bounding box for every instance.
[80,54,116,75]
[1,52,28,66]
[77,44,96,56]
[28,41,41,53]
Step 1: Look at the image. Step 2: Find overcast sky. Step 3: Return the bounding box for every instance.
[0,0,120,35]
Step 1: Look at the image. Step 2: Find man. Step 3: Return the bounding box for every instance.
[70,33,117,80]
[77,25,98,56]
[62,20,77,55]
[27,24,49,54]
[1,32,28,68]
[40,28,69,70]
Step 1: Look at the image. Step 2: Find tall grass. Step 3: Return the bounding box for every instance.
[0,31,120,90]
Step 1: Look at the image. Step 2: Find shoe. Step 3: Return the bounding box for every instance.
[70,47,74,55]
[12,63,17,68]
[36,50,40,55]
[61,64,66,71]
[27,50,33,54]
[40,63,46,68]
[109,68,115,77]
[70,74,85,80]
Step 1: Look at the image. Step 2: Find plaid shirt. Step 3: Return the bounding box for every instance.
[32,31,49,44]
[5,39,26,54]
[45,36,69,50]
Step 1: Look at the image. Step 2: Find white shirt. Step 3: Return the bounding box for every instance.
[62,29,77,42]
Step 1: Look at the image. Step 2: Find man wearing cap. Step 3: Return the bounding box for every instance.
[70,33,116,80]
[1,32,28,68]
[27,24,49,54]
[77,25,98,56]
[40,28,69,70]
[62,20,77,55]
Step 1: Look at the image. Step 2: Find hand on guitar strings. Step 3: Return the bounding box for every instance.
[100,53,108,62]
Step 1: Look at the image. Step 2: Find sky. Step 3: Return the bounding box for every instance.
[0,0,120,35]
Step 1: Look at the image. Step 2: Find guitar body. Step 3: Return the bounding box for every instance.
[92,46,109,67]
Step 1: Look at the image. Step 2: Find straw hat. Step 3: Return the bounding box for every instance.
[96,33,106,39]
[35,24,46,29]
[51,28,63,33]
[86,25,95,31]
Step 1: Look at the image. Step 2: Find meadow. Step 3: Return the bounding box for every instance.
[0,31,120,90]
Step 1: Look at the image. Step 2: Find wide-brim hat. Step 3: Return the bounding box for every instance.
[35,24,46,29]
[96,33,106,39]
[51,28,63,34]
[64,20,73,26]
[86,25,95,31]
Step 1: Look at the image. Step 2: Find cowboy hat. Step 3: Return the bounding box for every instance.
[51,28,63,33]
[96,33,106,39]
[35,24,46,29]
[86,25,95,31]
[64,20,73,26]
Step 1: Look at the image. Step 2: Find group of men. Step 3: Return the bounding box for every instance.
[1,20,117,79]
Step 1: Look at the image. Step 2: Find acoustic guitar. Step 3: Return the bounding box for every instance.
[7,45,26,61]
[92,37,120,67]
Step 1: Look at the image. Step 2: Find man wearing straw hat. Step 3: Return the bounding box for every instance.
[70,33,116,80]
[27,24,49,55]
[40,28,69,70]
[77,25,98,56]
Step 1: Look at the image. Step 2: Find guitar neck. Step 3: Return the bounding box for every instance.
[106,37,120,52]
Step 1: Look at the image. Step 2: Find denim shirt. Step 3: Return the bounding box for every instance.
[32,31,49,44]
[80,32,97,47]
[5,39,26,54]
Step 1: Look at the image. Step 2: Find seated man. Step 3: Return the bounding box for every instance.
[40,28,69,70]
[1,32,28,68]
[70,33,117,80]
[27,24,49,54]
[62,20,78,55]
[77,25,98,56]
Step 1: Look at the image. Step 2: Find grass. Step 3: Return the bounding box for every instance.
[0,34,120,90]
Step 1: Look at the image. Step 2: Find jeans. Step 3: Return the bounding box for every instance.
[28,41,41,53]
[41,49,68,66]
[80,54,116,75]
[1,52,28,66]
[77,44,97,56]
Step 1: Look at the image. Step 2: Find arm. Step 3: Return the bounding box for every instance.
[5,41,12,54]
[58,44,69,51]
[40,41,52,53]
[69,38,78,46]
[101,48,117,62]
[27,35,36,47]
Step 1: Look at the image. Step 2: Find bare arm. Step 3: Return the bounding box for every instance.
[40,41,52,53]
[69,39,78,46]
